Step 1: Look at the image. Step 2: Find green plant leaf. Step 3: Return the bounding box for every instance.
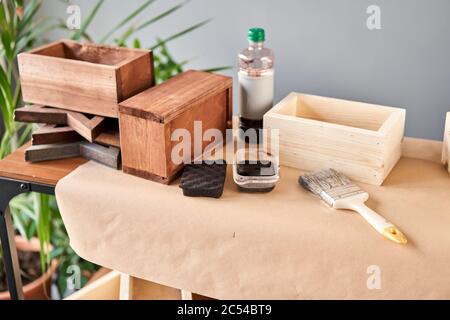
[18,0,41,34]
[114,1,189,47]
[150,18,211,50]
[138,1,188,32]
[0,65,14,119]
[99,0,156,44]
[133,38,141,49]
[14,20,58,55]
[71,0,104,41]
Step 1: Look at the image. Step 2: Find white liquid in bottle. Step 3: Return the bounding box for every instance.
[239,69,274,120]
[238,28,274,134]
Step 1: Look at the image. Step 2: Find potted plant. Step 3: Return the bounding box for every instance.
[0,236,57,300]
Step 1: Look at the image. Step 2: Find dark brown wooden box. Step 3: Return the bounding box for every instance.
[118,70,233,184]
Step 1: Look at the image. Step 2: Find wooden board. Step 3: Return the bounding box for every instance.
[0,143,86,186]
[18,40,155,118]
[119,70,232,123]
[65,271,202,300]
[80,142,121,169]
[66,112,106,142]
[16,105,107,142]
[25,143,81,163]
[32,124,82,145]
[14,105,67,124]
[94,130,120,148]
[264,93,406,185]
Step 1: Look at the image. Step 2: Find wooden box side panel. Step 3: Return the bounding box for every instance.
[119,113,167,178]
[116,52,155,101]
[18,53,119,117]
[264,114,386,185]
[380,111,406,182]
[295,94,395,131]
[29,41,66,57]
[166,90,228,175]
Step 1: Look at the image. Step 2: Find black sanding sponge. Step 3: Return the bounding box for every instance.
[180,161,227,198]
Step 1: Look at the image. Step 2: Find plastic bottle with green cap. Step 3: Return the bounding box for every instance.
[238,27,274,137]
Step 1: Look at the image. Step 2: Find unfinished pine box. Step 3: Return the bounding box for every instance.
[264,93,406,185]
[119,70,233,184]
[442,112,450,173]
[18,39,155,118]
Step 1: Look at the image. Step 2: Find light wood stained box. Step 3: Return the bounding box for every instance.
[119,70,233,184]
[264,93,406,185]
[18,40,155,118]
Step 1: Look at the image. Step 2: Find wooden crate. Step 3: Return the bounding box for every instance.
[65,271,213,300]
[264,93,406,185]
[119,70,232,184]
[18,39,155,118]
[442,112,450,173]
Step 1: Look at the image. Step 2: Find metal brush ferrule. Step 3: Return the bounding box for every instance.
[320,186,365,206]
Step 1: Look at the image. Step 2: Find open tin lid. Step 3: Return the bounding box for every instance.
[233,149,280,191]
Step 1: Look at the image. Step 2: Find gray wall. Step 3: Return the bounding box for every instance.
[37,0,450,140]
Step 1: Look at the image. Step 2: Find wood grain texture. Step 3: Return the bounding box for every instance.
[442,112,450,172]
[119,70,232,123]
[65,271,120,300]
[32,124,82,145]
[16,105,107,142]
[118,70,231,184]
[25,142,81,163]
[65,271,184,300]
[94,130,120,148]
[264,93,406,185]
[0,143,86,186]
[80,142,121,169]
[14,105,67,124]
[66,112,106,142]
[119,113,167,178]
[18,40,155,118]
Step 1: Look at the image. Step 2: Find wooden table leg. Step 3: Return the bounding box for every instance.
[0,206,24,300]
[0,177,55,300]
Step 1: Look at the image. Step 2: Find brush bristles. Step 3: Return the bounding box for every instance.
[299,169,352,194]
[299,169,363,206]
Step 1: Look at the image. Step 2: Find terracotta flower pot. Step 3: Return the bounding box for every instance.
[0,236,58,300]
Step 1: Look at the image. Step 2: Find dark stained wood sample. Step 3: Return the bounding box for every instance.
[80,142,121,169]
[25,142,81,163]
[32,124,83,145]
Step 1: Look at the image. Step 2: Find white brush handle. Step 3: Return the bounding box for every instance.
[335,193,407,244]
[351,202,393,232]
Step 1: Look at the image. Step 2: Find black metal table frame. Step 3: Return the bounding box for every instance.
[0,177,55,300]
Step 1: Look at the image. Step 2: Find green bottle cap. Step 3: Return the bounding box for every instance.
[248,28,265,42]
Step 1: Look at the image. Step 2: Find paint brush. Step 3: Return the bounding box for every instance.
[299,168,407,245]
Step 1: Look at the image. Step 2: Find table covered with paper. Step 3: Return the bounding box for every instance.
[55,139,450,299]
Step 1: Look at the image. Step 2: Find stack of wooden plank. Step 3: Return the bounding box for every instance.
[15,105,122,169]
